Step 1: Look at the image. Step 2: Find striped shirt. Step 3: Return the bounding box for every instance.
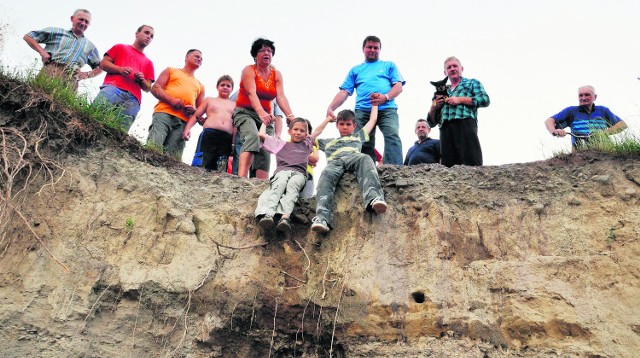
[27,27,100,70]
[551,105,622,143]
[441,77,490,122]
[317,129,369,162]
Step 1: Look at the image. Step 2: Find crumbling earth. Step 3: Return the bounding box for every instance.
[1,75,639,357]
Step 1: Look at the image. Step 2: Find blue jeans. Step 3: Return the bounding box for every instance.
[94,85,140,131]
[355,108,403,165]
[315,153,384,228]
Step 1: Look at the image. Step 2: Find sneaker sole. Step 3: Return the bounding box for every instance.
[276,221,291,232]
[372,202,387,214]
[311,224,330,234]
[259,218,274,229]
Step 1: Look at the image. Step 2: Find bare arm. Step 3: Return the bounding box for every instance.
[363,106,379,135]
[606,120,627,135]
[273,116,283,138]
[81,67,103,80]
[151,68,183,109]
[370,82,404,106]
[310,116,336,139]
[23,34,50,63]
[545,117,566,137]
[308,148,319,167]
[387,81,403,99]
[183,99,210,140]
[274,70,294,120]
[427,95,445,124]
[258,122,268,141]
[327,89,349,118]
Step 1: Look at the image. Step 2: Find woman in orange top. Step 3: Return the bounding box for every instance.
[233,38,295,179]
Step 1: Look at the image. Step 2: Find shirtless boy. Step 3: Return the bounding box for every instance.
[183,75,236,171]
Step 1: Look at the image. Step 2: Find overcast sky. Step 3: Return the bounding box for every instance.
[1,0,639,167]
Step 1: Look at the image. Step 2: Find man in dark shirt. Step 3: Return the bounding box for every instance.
[404,119,441,165]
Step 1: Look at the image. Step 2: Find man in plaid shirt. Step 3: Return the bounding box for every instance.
[23,9,102,90]
[428,56,489,167]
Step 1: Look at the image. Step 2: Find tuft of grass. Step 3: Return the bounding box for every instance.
[8,65,129,132]
[125,217,134,232]
[580,130,640,155]
[143,141,163,153]
[552,129,640,158]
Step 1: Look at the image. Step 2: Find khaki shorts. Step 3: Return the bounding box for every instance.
[233,107,273,172]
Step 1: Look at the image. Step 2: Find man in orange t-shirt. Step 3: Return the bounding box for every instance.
[148,49,205,158]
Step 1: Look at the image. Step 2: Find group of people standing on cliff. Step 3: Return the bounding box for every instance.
[24,9,629,234]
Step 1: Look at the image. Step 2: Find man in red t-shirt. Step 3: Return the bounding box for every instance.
[95,25,155,131]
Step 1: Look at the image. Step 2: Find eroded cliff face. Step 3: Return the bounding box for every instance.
[1,76,640,357]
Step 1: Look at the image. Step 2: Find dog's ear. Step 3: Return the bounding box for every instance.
[441,76,448,83]
[429,81,437,86]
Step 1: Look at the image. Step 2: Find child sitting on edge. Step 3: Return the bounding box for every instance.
[311,105,387,233]
[255,116,334,232]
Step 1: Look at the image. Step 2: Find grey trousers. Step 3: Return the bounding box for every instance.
[147,112,186,158]
[255,170,306,217]
[315,153,384,228]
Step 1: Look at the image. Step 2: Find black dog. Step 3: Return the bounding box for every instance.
[427,77,449,128]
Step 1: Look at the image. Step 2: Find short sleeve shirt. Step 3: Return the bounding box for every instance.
[317,129,369,162]
[339,60,405,111]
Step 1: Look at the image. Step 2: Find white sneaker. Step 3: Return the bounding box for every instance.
[371,198,388,214]
[311,217,330,233]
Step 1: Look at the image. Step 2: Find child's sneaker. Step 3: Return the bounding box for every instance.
[371,198,388,214]
[259,215,274,229]
[311,217,330,233]
[276,217,292,232]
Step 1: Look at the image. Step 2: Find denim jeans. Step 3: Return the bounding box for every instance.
[94,85,140,131]
[355,108,403,165]
[315,153,384,228]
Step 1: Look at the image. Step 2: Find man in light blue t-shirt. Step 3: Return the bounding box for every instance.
[326,35,405,165]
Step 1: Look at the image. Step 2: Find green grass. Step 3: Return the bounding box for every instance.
[552,130,640,158]
[142,141,163,153]
[577,130,640,154]
[6,65,129,131]
[125,217,134,232]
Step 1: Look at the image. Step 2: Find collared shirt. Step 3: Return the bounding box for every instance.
[551,104,622,143]
[317,129,369,162]
[404,138,441,165]
[340,60,405,111]
[27,27,100,70]
[441,77,490,122]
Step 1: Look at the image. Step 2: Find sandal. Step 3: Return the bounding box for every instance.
[276,217,292,232]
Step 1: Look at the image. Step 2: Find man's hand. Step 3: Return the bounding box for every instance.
[551,128,567,137]
[326,108,336,120]
[369,92,389,106]
[183,105,196,116]
[259,112,274,125]
[182,129,191,140]
[432,95,445,109]
[134,72,145,82]
[41,52,51,64]
[446,96,464,106]
[120,66,134,76]
[172,98,185,110]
